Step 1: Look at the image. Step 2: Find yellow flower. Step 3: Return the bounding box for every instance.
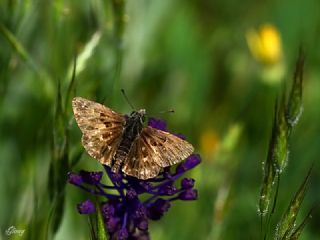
[200,128,220,159]
[246,24,283,65]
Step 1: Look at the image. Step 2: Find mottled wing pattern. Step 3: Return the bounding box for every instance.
[72,97,126,166]
[141,127,194,167]
[122,136,162,180]
[122,126,194,179]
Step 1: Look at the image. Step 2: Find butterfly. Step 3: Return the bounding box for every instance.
[72,97,194,180]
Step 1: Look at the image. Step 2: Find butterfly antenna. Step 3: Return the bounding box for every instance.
[148,109,175,118]
[121,89,136,110]
[159,109,175,114]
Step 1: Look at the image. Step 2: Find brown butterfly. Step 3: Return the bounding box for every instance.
[72,97,194,180]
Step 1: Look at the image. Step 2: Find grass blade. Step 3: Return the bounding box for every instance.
[96,202,108,240]
[286,49,304,127]
[275,167,312,239]
[259,103,278,216]
[0,22,29,61]
[273,96,289,173]
[66,31,102,80]
[288,205,317,240]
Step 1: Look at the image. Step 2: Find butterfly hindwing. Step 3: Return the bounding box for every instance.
[122,126,193,179]
[122,135,162,180]
[72,97,126,166]
[140,127,194,167]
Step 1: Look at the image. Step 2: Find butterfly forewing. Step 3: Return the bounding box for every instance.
[72,97,126,166]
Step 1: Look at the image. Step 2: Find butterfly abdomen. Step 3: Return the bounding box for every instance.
[111,138,132,173]
[111,116,143,173]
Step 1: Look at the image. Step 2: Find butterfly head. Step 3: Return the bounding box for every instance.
[130,109,146,124]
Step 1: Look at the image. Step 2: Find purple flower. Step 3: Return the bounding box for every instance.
[179,189,198,200]
[176,154,201,174]
[158,182,177,196]
[137,219,148,231]
[148,118,186,140]
[68,172,83,185]
[148,118,167,131]
[181,178,195,189]
[174,133,186,140]
[79,170,103,184]
[147,198,171,220]
[106,217,120,233]
[116,228,129,240]
[102,202,115,219]
[126,188,138,200]
[77,199,95,214]
[68,118,201,239]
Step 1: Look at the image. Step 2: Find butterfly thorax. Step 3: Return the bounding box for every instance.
[111,109,146,173]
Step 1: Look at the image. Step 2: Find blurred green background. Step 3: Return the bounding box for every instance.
[1,0,320,239]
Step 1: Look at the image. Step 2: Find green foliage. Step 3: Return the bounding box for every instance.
[275,168,312,239]
[258,52,315,240]
[1,0,320,239]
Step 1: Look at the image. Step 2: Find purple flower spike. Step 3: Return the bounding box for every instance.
[79,170,103,184]
[102,202,115,219]
[109,171,123,186]
[138,182,152,192]
[117,228,129,240]
[126,188,138,200]
[131,201,147,219]
[137,219,148,231]
[77,199,95,214]
[106,217,120,233]
[148,118,167,131]
[158,182,177,196]
[174,132,186,140]
[147,199,171,220]
[179,189,198,200]
[181,178,195,189]
[67,172,83,185]
[176,154,201,174]
[68,117,200,239]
